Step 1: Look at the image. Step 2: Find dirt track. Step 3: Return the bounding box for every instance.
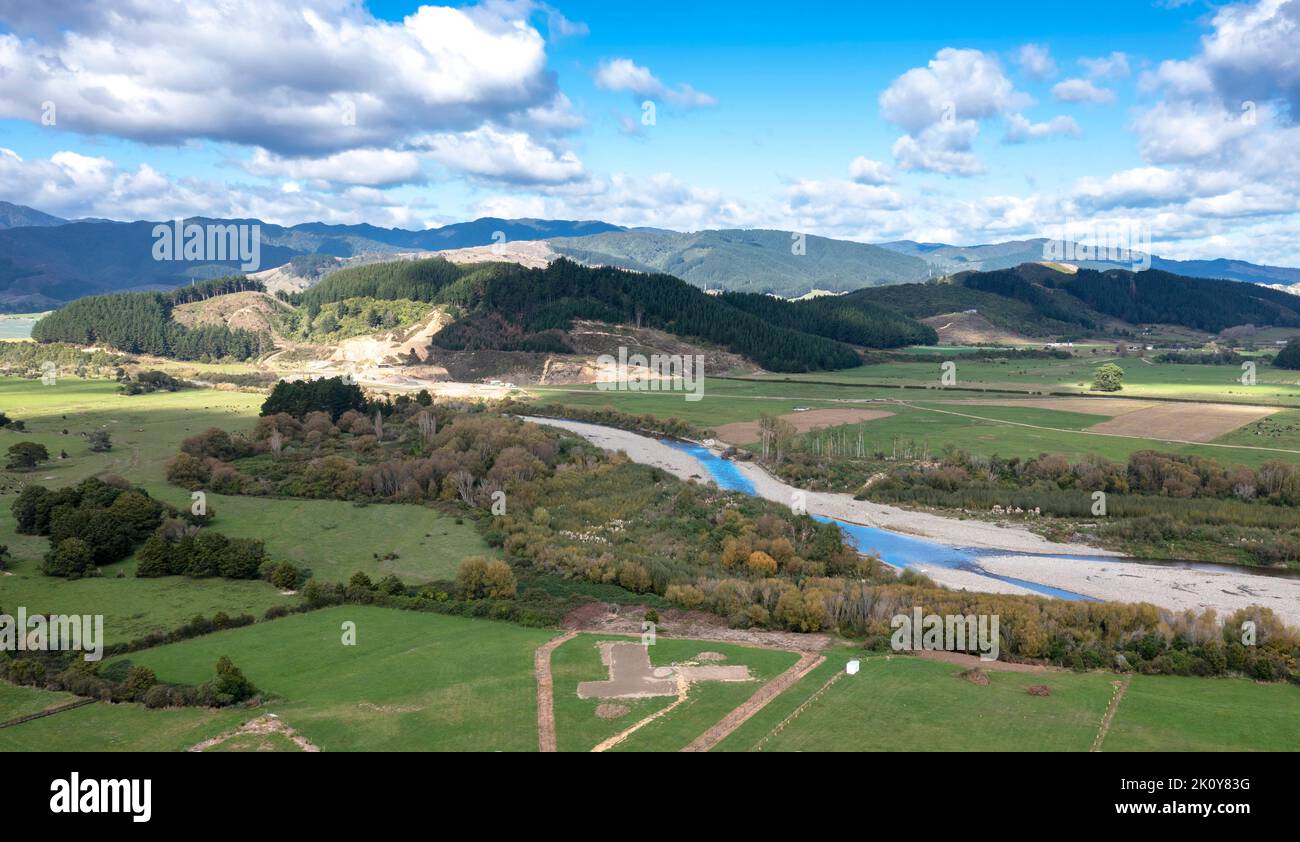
[680,652,825,752]
[534,631,578,753]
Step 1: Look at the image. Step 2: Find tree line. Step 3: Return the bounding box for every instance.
[31,276,268,360]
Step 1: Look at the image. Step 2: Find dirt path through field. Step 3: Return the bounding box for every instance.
[749,669,845,752]
[1091,676,1132,752]
[591,676,689,752]
[187,714,320,752]
[897,401,1300,456]
[535,631,578,753]
[680,652,825,752]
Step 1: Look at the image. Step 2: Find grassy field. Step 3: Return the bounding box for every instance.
[755,356,1300,405]
[1104,675,1300,751]
[138,490,493,584]
[0,375,265,488]
[531,374,1300,467]
[550,633,799,752]
[100,606,554,751]
[0,699,248,752]
[0,375,492,644]
[0,682,76,721]
[715,654,1118,752]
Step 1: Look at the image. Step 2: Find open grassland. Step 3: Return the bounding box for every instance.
[550,632,799,752]
[755,357,1300,406]
[0,490,296,645]
[102,606,554,751]
[0,699,247,752]
[1103,675,1300,751]
[0,682,76,721]
[0,375,265,488]
[530,375,1300,468]
[138,490,493,584]
[714,654,1117,752]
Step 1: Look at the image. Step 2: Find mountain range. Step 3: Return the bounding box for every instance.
[2,200,1299,310]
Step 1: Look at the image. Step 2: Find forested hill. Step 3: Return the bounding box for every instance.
[1054,268,1300,331]
[31,277,270,360]
[718,291,937,347]
[850,263,1300,337]
[297,257,866,371]
[547,228,931,297]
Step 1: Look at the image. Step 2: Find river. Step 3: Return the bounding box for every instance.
[666,441,1095,601]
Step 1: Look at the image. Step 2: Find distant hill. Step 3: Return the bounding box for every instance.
[0,215,623,311]
[547,229,931,296]
[877,238,1300,285]
[0,201,65,230]
[297,256,869,371]
[850,263,1300,339]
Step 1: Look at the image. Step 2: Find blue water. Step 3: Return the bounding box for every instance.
[664,440,1096,602]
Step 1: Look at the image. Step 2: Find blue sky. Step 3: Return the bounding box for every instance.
[2,0,1300,263]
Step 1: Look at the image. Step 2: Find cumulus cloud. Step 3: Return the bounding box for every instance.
[0,145,430,226]
[1003,113,1081,143]
[0,1,566,156]
[891,121,985,176]
[242,148,425,187]
[880,48,1027,134]
[1079,51,1131,80]
[847,156,894,185]
[879,48,1030,174]
[1052,78,1116,103]
[594,58,717,108]
[1015,44,1057,80]
[415,125,585,185]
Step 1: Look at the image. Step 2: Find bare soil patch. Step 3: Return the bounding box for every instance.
[914,650,1060,673]
[595,703,630,720]
[959,667,990,685]
[187,714,319,752]
[562,602,831,652]
[921,311,1033,345]
[695,651,727,662]
[715,408,894,444]
[578,642,680,700]
[1087,403,1278,442]
[1026,684,1052,697]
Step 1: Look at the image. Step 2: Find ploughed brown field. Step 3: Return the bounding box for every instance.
[714,408,894,444]
[942,397,1277,442]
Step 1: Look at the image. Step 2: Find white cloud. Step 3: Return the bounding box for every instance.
[1004,113,1081,143]
[0,1,566,156]
[879,48,1030,175]
[243,148,425,187]
[1015,44,1057,80]
[416,125,586,185]
[847,156,894,185]
[1079,52,1131,80]
[594,58,717,108]
[891,121,985,176]
[1132,101,1263,163]
[0,145,433,227]
[880,48,1027,134]
[1052,78,1116,103]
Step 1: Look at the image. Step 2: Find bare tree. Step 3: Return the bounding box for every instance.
[453,469,477,506]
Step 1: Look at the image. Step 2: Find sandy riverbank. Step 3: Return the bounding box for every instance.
[523,417,1300,625]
